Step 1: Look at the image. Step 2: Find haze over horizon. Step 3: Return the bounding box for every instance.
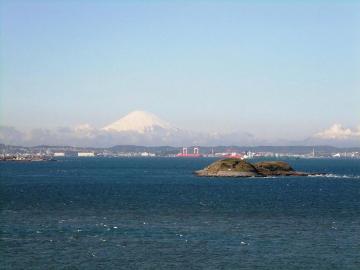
[0,109,359,147]
[1,0,359,146]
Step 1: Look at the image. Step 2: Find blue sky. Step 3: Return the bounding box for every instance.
[1,0,359,140]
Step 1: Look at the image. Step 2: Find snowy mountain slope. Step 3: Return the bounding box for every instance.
[102,111,173,133]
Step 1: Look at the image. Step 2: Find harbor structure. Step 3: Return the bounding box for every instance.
[176,147,202,157]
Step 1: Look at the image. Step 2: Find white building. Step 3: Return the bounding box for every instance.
[140,152,155,157]
[53,152,65,157]
[78,152,95,157]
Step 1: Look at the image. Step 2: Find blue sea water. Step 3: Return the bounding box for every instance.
[1,157,360,269]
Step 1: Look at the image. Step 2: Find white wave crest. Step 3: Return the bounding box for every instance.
[308,174,360,179]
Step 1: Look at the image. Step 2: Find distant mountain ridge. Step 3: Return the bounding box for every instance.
[1,110,359,147]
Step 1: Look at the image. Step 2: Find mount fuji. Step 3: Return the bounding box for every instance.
[96,110,191,146]
[98,110,259,146]
[102,110,175,133]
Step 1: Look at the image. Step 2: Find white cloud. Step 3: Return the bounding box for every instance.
[73,124,98,138]
[74,123,94,132]
[0,126,25,145]
[314,124,360,140]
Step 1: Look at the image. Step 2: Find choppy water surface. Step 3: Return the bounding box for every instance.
[1,158,360,269]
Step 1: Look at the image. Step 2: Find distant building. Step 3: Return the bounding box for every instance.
[53,152,65,157]
[223,152,244,159]
[140,152,155,157]
[78,152,95,157]
[243,151,254,159]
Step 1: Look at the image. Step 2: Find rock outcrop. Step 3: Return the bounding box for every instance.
[195,158,314,177]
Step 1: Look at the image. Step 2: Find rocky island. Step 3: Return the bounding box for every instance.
[195,158,317,177]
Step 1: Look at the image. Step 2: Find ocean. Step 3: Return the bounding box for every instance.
[1,157,360,269]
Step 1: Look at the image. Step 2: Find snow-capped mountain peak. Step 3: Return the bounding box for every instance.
[102,110,172,133]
